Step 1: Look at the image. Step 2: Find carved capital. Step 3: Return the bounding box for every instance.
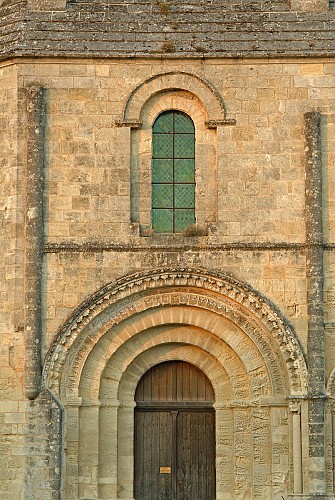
[289,401,301,414]
[205,118,236,129]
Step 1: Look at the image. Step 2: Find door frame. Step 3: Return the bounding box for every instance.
[134,361,216,500]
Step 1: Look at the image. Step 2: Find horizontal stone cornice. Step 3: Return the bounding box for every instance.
[43,241,335,253]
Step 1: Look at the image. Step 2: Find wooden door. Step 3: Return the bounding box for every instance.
[134,361,216,500]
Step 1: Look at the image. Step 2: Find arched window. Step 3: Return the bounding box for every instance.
[152,110,195,233]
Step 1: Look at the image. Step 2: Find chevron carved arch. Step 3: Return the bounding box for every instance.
[43,267,307,399]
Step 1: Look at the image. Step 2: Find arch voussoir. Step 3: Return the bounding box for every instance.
[44,268,308,399]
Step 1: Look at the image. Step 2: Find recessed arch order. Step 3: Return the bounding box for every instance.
[43,267,308,499]
[43,267,307,401]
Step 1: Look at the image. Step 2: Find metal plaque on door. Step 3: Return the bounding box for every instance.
[160,466,171,474]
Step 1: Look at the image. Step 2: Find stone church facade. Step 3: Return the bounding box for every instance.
[1,0,335,499]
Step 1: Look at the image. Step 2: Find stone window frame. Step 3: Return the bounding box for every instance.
[115,71,236,238]
[134,90,216,236]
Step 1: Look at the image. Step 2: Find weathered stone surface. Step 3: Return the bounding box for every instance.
[1,1,335,498]
[0,0,335,60]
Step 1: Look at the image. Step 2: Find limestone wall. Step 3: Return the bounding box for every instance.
[2,56,335,498]
[15,58,335,354]
[0,62,26,499]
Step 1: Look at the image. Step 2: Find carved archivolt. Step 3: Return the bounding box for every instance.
[43,268,307,398]
[327,367,335,396]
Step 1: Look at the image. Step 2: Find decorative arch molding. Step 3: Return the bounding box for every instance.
[43,268,308,499]
[115,340,234,406]
[327,367,335,396]
[115,71,235,128]
[43,267,307,398]
[77,308,284,404]
[82,323,257,402]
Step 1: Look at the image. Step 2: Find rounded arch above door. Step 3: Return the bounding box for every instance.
[43,267,307,499]
[135,360,215,405]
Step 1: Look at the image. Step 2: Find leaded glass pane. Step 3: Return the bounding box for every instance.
[152,209,173,232]
[174,112,194,133]
[152,134,173,158]
[174,209,195,232]
[174,159,195,183]
[152,159,173,183]
[152,184,173,208]
[174,184,195,208]
[174,133,195,158]
[153,112,173,134]
[151,111,196,233]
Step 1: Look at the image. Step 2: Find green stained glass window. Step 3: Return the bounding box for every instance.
[152,184,173,208]
[152,111,195,233]
[152,134,173,158]
[174,184,195,208]
[153,112,174,133]
[152,159,173,183]
[152,209,174,233]
[174,159,195,183]
[174,134,195,158]
[174,209,196,233]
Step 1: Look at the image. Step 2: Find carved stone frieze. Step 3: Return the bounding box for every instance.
[114,119,142,129]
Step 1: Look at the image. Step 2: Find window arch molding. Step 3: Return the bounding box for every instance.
[120,71,227,125]
[131,89,218,234]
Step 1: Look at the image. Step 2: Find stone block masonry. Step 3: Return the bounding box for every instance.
[0,0,335,497]
[1,0,335,60]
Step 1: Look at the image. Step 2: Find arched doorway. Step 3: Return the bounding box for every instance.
[43,268,308,499]
[134,361,215,500]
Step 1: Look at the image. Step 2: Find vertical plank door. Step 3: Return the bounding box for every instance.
[134,361,216,500]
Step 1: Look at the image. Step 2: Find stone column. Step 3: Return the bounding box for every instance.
[113,124,136,233]
[214,404,234,499]
[64,397,82,499]
[99,401,119,499]
[289,401,303,494]
[331,401,335,495]
[118,401,136,499]
[304,111,327,494]
[79,399,101,499]
[22,85,46,400]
